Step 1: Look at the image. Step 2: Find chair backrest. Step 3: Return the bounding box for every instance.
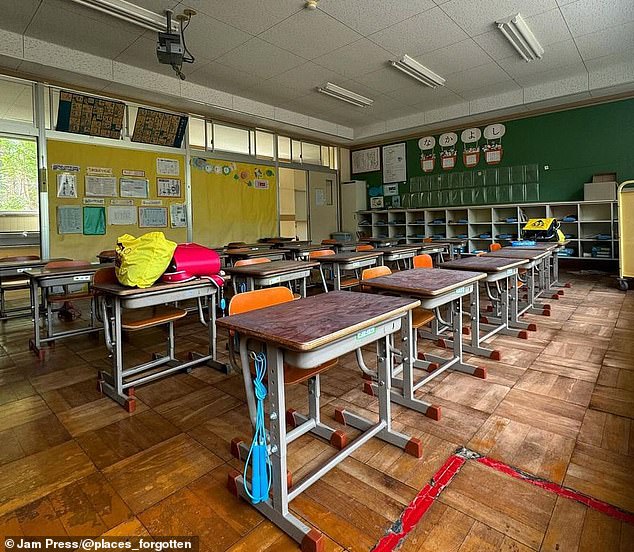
[229,286,294,315]
[227,241,246,248]
[97,249,116,258]
[309,249,335,259]
[423,237,432,243]
[45,260,92,270]
[413,254,433,269]
[93,267,118,285]
[356,244,374,252]
[321,239,337,245]
[361,266,392,280]
[234,257,271,267]
[1,255,39,262]
[489,243,502,252]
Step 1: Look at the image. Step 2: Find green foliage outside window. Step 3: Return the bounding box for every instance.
[0,138,38,212]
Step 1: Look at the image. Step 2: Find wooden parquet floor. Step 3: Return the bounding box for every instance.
[0,272,632,551]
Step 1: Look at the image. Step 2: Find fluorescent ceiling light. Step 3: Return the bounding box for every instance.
[496,13,544,62]
[316,82,373,107]
[68,0,177,32]
[390,55,445,88]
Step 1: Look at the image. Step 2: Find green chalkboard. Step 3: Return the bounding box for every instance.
[353,98,634,206]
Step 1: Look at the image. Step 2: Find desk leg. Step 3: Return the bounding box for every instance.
[524,265,550,316]
[486,273,536,332]
[193,292,230,373]
[301,277,307,298]
[28,280,44,359]
[334,264,341,291]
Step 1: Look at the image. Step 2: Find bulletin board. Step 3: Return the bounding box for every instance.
[47,140,187,260]
[191,157,277,246]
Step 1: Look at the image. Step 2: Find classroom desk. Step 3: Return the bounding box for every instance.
[375,246,420,269]
[509,241,570,295]
[93,277,227,411]
[431,238,468,260]
[0,257,68,319]
[218,291,422,550]
[314,251,383,291]
[27,263,105,358]
[279,243,327,260]
[361,237,402,247]
[270,239,311,247]
[484,249,552,318]
[259,237,297,244]
[224,248,289,265]
[362,268,486,419]
[224,260,318,297]
[440,256,532,360]
[326,240,357,253]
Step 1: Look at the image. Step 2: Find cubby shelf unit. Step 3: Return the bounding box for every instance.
[357,200,619,259]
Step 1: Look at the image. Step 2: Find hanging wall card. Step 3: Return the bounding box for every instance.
[157,178,181,197]
[351,147,380,173]
[418,136,436,173]
[370,196,384,209]
[52,164,80,172]
[156,158,179,176]
[170,204,187,228]
[382,143,406,183]
[439,132,458,170]
[120,178,149,198]
[85,175,117,197]
[107,206,137,225]
[83,206,106,235]
[461,128,481,168]
[383,184,399,196]
[57,173,77,198]
[139,207,168,228]
[483,123,505,165]
[57,206,82,234]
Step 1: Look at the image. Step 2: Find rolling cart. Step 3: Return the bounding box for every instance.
[617,180,634,291]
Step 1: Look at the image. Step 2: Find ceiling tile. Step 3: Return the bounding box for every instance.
[0,28,24,60]
[180,0,302,35]
[174,11,253,62]
[242,80,305,105]
[273,62,343,96]
[457,80,522,101]
[187,60,254,95]
[473,29,520,61]
[496,40,583,79]
[523,72,588,102]
[369,7,468,56]
[439,0,558,37]
[512,60,587,87]
[416,39,493,76]
[354,67,416,93]
[469,88,525,114]
[115,37,186,77]
[259,10,361,60]
[586,49,634,90]
[312,39,394,79]
[561,0,634,37]
[214,38,305,79]
[575,22,634,60]
[410,90,465,111]
[18,58,113,91]
[0,0,41,34]
[25,0,142,59]
[318,0,435,35]
[386,83,457,106]
[445,62,513,93]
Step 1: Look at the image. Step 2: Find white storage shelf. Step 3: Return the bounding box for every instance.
[357,200,618,259]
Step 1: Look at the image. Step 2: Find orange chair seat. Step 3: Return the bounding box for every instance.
[412,308,435,328]
[250,358,338,386]
[339,277,360,289]
[47,290,95,303]
[121,305,187,330]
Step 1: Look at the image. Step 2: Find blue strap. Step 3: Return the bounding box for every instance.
[243,351,271,504]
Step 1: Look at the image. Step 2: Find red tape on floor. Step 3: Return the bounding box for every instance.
[371,453,467,552]
[476,455,634,525]
[372,447,634,552]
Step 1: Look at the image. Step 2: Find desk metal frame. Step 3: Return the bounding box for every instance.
[95,279,228,411]
[221,295,421,550]
[316,253,382,291]
[28,266,103,358]
[226,261,316,297]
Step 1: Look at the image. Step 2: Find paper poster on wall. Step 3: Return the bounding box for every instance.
[57,173,77,198]
[107,206,137,225]
[87,167,113,176]
[461,128,481,168]
[52,164,80,172]
[382,143,406,183]
[120,178,148,198]
[156,158,179,176]
[83,206,106,235]
[157,178,181,197]
[111,199,134,206]
[439,132,458,170]
[139,207,168,227]
[418,136,436,173]
[483,123,505,165]
[142,199,163,205]
[83,198,105,205]
[85,176,117,197]
[383,183,399,196]
[370,196,384,209]
[315,188,326,206]
[122,169,145,177]
[57,206,82,234]
[170,204,187,228]
[351,147,380,173]
[253,179,269,189]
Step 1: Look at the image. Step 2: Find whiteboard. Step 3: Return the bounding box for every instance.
[382,143,406,183]
[352,147,380,173]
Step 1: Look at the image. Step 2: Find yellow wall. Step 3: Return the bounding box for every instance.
[47,140,186,260]
[191,157,277,246]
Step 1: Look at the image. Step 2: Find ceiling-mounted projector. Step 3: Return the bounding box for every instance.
[156,9,196,80]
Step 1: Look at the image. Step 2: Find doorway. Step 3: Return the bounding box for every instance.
[308,170,338,243]
[278,167,309,240]
[0,136,40,257]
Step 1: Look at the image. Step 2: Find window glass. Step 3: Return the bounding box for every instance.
[301,142,321,164]
[256,130,275,158]
[213,123,250,154]
[0,79,34,124]
[188,117,206,148]
[278,136,291,160]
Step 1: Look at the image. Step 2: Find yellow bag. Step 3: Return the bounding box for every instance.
[115,232,177,288]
